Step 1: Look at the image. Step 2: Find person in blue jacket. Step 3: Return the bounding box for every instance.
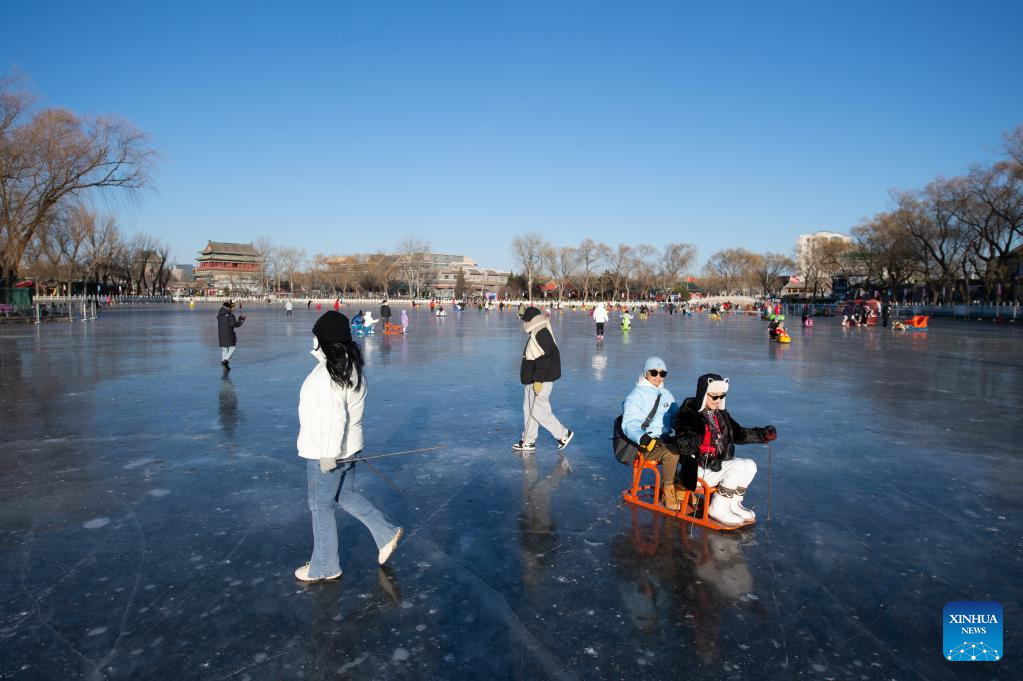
[622,357,681,510]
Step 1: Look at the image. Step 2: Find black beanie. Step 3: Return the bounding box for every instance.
[521,306,542,322]
[313,311,352,343]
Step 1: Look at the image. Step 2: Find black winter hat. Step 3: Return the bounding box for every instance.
[521,306,542,322]
[313,311,352,343]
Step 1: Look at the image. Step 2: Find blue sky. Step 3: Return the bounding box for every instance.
[4,0,1021,271]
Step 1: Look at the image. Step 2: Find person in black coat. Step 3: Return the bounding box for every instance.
[217,300,245,370]
[380,300,392,324]
[672,373,776,526]
[513,307,572,452]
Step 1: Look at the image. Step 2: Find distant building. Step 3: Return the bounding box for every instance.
[424,264,509,294]
[171,264,194,282]
[195,242,263,294]
[795,231,853,275]
[167,264,195,294]
[318,251,507,296]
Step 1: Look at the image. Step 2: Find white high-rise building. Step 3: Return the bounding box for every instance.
[795,231,853,275]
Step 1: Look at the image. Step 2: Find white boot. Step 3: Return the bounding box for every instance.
[708,493,744,526]
[729,489,755,522]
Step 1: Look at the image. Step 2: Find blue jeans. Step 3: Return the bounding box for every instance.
[305,459,398,578]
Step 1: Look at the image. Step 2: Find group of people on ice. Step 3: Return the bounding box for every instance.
[507,304,777,528]
[218,299,779,582]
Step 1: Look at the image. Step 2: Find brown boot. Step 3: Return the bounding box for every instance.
[675,484,695,512]
[661,485,681,511]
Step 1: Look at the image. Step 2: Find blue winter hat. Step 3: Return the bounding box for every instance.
[643,356,667,373]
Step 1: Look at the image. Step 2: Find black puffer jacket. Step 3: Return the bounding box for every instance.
[519,308,561,384]
[672,373,771,490]
[217,305,244,347]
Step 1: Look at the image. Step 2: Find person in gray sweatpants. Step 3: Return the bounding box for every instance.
[513,307,573,452]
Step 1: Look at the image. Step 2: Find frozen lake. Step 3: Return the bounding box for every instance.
[1,303,1021,680]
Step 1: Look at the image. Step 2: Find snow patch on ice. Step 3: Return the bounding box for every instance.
[337,653,368,674]
[392,647,410,662]
[83,517,110,529]
[148,489,170,497]
[87,627,107,636]
[124,459,153,470]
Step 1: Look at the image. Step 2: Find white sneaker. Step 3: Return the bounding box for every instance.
[294,563,341,582]
[378,527,403,565]
[708,495,744,526]
[511,440,536,451]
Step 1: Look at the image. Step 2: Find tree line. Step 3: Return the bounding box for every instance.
[510,234,795,301]
[21,203,173,295]
[848,125,1022,303]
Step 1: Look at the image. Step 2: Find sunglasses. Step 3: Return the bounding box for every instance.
[707,393,726,400]
[647,370,668,378]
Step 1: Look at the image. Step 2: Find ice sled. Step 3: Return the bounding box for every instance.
[383,322,404,335]
[771,330,791,343]
[622,453,755,531]
[435,310,447,317]
[708,313,721,320]
[893,315,929,331]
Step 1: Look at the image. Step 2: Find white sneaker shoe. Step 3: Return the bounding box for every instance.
[708,495,744,526]
[294,563,341,582]
[378,527,403,565]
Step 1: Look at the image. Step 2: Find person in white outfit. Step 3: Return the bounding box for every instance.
[672,373,777,526]
[294,311,402,581]
[592,302,609,340]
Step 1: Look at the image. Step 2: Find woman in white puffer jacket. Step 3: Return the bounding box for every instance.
[592,302,610,340]
[294,311,402,582]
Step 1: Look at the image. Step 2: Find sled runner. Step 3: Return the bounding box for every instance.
[622,453,754,531]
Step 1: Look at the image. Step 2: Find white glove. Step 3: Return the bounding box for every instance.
[319,457,338,474]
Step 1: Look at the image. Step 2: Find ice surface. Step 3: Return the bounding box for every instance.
[1,304,1021,679]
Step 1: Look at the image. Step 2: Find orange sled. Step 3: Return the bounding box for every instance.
[909,315,929,329]
[383,322,404,335]
[622,453,754,531]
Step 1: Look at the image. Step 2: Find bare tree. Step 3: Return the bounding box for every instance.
[511,232,547,302]
[0,77,155,285]
[278,247,305,293]
[396,236,431,298]
[656,242,697,295]
[542,245,580,303]
[748,252,795,297]
[629,244,658,299]
[576,238,608,302]
[605,244,633,301]
[1004,124,1023,167]
[704,248,758,294]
